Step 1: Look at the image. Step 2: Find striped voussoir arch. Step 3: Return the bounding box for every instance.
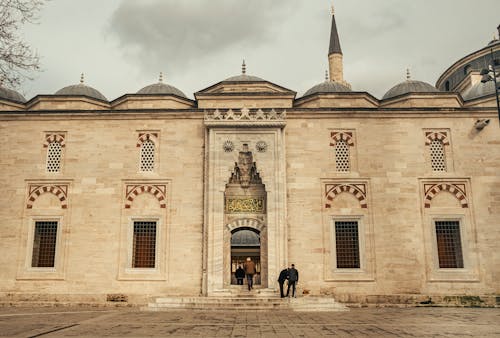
[43,133,65,148]
[226,218,265,232]
[425,131,449,145]
[424,183,468,208]
[124,184,166,208]
[329,131,354,147]
[325,183,367,208]
[26,184,68,209]
[136,132,159,147]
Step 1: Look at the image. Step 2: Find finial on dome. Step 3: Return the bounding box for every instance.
[80,73,84,84]
[325,70,329,81]
[159,72,163,83]
[406,68,411,80]
[242,60,246,75]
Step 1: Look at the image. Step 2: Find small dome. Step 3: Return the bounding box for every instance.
[303,80,351,96]
[231,229,260,247]
[137,82,187,98]
[383,80,439,100]
[462,81,496,100]
[223,74,266,82]
[0,85,26,103]
[55,75,107,101]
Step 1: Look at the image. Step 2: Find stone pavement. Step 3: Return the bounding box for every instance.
[0,306,498,337]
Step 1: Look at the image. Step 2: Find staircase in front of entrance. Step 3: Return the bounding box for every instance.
[143,289,348,312]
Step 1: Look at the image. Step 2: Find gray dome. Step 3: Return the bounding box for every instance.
[0,86,26,103]
[303,80,351,96]
[223,74,266,82]
[231,229,260,246]
[462,81,496,100]
[137,82,187,98]
[55,83,107,101]
[383,80,439,100]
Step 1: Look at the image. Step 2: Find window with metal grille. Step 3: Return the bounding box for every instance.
[435,221,464,268]
[31,221,58,267]
[46,142,62,173]
[335,140,350,172]
[132,221,157,268]
[430,140,446,172]
[335,221,360,268]
[140,140,155,172]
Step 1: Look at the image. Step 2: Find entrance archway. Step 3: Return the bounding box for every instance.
[230,228,260,285]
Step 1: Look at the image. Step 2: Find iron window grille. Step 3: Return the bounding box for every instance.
[132,221,157,268]
[435,220,464,268]
[335,221,360,268]
[31,221,58,267]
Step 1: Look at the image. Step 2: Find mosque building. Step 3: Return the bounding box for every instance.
[0,10,499,307]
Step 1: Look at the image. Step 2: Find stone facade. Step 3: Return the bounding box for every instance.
[0,15,499,307]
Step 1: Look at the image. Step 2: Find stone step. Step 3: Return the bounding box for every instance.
[143,296,348,312]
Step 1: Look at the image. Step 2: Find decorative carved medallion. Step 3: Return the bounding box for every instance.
[223,140,234,152]
[255,141,267,153]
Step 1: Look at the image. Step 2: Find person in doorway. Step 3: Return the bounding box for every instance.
[235,265,245,285]
[277,267,289,298]
[286,264,299,298]
[243,257,256,291]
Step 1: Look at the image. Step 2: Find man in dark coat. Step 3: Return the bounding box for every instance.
[277,268,289,298]
[286,264,299,298]
[235,266,245,285]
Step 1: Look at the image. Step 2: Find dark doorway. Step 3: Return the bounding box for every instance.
[231,228,260,285]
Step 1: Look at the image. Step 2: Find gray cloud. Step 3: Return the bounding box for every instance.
[108,0,299,75]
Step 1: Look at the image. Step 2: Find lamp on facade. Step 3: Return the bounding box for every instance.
[480,48,500,126]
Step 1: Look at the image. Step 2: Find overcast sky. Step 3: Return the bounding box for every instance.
[20,0,500,100]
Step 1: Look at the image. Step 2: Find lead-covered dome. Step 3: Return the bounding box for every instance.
[55,74,107,101]
[303,80,351,96]
[383,79,439,100]
[137,73,187,98]
[0,85,26,103]
[462,81,496,100]
[223,74,266,82]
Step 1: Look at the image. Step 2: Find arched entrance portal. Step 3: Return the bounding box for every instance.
[230,228,261,285]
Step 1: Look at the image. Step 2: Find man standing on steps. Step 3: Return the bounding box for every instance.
[277,267,289,298]
[286,264,299,298]
[243,257,256,291]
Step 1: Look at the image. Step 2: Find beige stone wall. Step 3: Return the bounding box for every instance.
[0,113,205,301]
[285,111,500,298]
[0,103,498,304]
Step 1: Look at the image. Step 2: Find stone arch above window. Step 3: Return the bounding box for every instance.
[325,183,367,209]
[124,184,167,209]
[424,131,449,146]
[43,133,66,148]
[423,183,468,208]
[329,131,354,147]
[136,132,158,147]
[26,184,68,209]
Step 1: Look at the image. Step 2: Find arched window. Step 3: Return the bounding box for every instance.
[140,140,155,172]
[335,139,350,172]
[430,139,446,172]
[46,142,62,173]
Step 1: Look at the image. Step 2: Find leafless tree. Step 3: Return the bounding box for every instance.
[0,0,45,88]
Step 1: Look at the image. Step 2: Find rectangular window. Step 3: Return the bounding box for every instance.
[435,220,464,268]
[132,221,157,268]
[31,221,58,267]
[335,221,360,268]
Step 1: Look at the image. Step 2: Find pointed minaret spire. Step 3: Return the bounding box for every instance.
[242,60,246,75]
[328,3,346,84]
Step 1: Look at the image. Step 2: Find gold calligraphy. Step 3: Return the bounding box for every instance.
[226,198,265,213]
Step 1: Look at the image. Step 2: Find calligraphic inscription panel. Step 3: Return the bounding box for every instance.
[225,198,265,213]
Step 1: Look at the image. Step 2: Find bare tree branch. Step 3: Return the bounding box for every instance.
[0,0,44,88]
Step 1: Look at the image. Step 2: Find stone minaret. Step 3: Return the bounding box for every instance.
[328,6,344,83]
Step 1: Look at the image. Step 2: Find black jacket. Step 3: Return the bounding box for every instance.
[288,268,299,282]
[235,267,245,279]
[278,269,289,282]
